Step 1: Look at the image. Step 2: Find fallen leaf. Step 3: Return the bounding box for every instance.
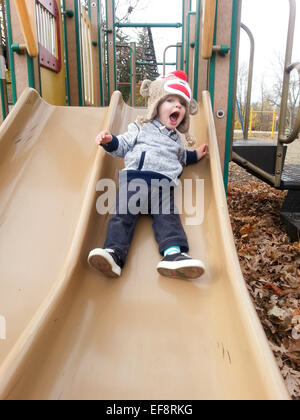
[228,162,300,399]
[265,282,285,297]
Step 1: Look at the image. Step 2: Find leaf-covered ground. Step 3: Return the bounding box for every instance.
[227,162,300,399]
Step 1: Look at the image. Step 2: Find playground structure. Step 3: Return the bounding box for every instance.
[236,104,277,138]
[248,108,277,137]
[232,0,300,242]
[0,0,238,180]
[0,0,298,400]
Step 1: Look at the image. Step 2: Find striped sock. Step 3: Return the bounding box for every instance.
[164,246,181,257]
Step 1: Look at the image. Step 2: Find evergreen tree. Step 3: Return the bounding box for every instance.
[116,29,131,103]
[136,28,159,82]
[115,27,159,105]
[113,0,159,104]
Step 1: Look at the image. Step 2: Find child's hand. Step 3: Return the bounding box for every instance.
[95,130,113,145]
[196,144,208,161]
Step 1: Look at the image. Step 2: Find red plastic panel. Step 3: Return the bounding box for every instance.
[36,0,62,72]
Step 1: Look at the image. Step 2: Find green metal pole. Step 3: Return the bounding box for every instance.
[26,55,35,88]
[136,61,177,66]
[5,0,17,104]
[185,12,190,76]
[224,0,241,191]
[105,0,117,101]
[133,42,136,105]
[112,0,117,92]
[129,44,132,107]
[105,0,110,101]
[115,22,182,28]
[130,42,136,107]
[0,7,8,119]
[193,0,201,100]
[181,0,185,70]
[88,0,91,20]
[74,0,83,105]
[10,45,36,90]
[62,0,71,105]
[97,0,104,106]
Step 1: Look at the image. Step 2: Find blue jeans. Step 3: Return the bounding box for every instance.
[104,179,189,267]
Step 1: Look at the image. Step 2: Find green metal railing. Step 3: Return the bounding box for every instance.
[74,0,83,105]
[61,0,72,106]
[97,0,105,106]
[193,0,201,100]
[26,55,35,89]
[136,61,176,66]
[0,2,8,120]
[163,44,180,76]
[5,0,17,105]
[224,0,241,190]
[105,0,117,101]
[130,42,136,106]
[115,22,182,28]
[116,43,137,106]
[2,0,37,118]
[232,0,300,189]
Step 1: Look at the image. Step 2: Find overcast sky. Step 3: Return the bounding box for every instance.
[240,0,300,101]
[116,0,300,101]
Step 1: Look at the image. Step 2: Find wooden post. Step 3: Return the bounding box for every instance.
[14,0,38,57]
[211,0,241,175]
[201,0,217,59]
[9,0,41,98]
[197,2,208,97]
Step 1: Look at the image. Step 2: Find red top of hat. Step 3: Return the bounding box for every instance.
[167,70,188,82]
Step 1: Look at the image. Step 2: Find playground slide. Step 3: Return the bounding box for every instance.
[0,88,290,400]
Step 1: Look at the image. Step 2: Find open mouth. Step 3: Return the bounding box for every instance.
[169,111,180,123]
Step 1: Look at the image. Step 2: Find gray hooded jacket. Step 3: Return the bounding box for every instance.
[102,118,198,185]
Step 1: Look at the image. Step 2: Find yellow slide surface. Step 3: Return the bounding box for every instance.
[0,89,290,400]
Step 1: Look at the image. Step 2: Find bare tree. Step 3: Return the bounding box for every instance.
[236,61,249,121]
[115,0,145,22]
[266,54,300,133]
[114,0,151,103]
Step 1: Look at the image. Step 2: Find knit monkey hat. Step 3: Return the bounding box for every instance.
[139,70,199,146]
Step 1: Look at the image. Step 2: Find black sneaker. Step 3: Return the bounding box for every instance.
[88,248,122,277]
[157,252,205,279]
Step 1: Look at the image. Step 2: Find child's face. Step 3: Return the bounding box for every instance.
[157,95,186,130]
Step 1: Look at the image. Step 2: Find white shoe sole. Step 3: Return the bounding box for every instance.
[157,259,205,279]
[88,248,121,278]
